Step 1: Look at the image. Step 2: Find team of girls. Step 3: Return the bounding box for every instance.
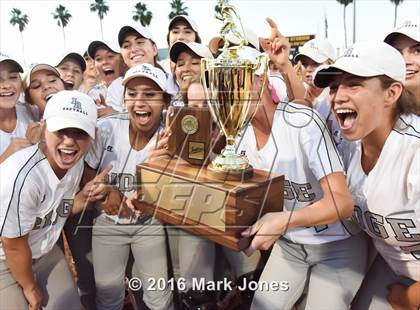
[0,15,419,310]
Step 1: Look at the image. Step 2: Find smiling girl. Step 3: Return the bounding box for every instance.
[105,25,161,112]
[83,63,173,309]
[24,63,66,120]
[0,90,99,310]
[314,42,419,310]
[54,52,86,91]
[385,21,420,112]
[0,54,33,163]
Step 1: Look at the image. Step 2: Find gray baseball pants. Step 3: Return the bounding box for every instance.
[352,254,416,310]
[0,244,81,310]
[92,215,173,310]
[251,233,368,310]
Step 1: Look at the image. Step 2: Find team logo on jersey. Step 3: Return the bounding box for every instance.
[62,98,88,115]
[105,145,113,152]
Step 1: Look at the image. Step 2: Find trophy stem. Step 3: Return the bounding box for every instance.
[208,137,253,180]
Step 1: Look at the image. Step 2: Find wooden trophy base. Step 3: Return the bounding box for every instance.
[134,158,284,251]
[207,165,254,181]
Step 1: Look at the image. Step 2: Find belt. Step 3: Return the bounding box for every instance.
[100,213,152,226]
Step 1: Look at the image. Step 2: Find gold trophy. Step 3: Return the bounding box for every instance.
[201,0,268,180]
[134,0,283,251]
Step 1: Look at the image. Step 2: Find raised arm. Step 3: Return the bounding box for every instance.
[260,17,307,102]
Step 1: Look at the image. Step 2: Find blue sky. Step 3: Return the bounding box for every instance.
[1,0,419,66]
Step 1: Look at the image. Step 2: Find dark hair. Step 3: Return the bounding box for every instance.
[377,75,419,115]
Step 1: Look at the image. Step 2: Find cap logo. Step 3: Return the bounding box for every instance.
[342,47,359,58]
[135,64,159,79]
[399,21,417,29]
[62,97,88,115]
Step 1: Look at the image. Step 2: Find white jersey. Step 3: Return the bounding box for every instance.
[237,103,350,244]
[0,103,33,155]
[105,77,124,112]
[343,114,420,280]
[0,145,84,259]
[85,113,158,224]
[159,58,171,74]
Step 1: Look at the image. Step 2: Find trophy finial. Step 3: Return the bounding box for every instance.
[215,0,248,49]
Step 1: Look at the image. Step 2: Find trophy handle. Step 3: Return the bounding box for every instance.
[201,58,222,135]
[239,54,269,133]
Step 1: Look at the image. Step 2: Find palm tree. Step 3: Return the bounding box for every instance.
[168,0,188,19]
[132,2,153,27]
[52,4,72,49]
[90,0,109,40]
[214,3,222,16]
[390,0,404,27]
[336,0,353,48]
[9,8,29,66]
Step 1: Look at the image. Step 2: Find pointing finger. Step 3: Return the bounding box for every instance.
[96,164,113,180]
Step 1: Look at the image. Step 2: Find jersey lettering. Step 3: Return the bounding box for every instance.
[386,218,420,242]
[284,180,316,202]
[109,173,137,192]
[364,211,389,239]
[291,182,316,202]
[352,205,365,230]
[284,180,294,200]
[400,243,420,260]
[314,225,328,233]
[33,199,74,230]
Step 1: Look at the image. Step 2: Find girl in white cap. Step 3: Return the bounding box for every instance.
[54,52,86,91]
[237,21,367,310]
[24,63,66,120]
[161,15,202,74]
[293,38,346,151]
[0,54,33,163]
[88,40,125,88]
[385,21,420,111]
[169,41,213,107]
[83,63,173,310]
[105,25,162,113]
[313,42,419,309]
[0,90,104,310]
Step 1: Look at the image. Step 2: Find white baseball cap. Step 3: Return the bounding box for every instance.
[314,42,406,88]
[208,27,259,54]
[87,40,120,59]
[294,38,336,64]
[0,52,23,73]
[43,90,97,139]
[384,20,419,45]
[169,41,213,63]
[55,52,86,72]
[118,25,155,46]
[24,63,61,90]
[168,15,199,33]
[122,63,167,91]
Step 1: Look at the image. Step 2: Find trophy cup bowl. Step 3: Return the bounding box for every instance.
[201,47,268,179]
